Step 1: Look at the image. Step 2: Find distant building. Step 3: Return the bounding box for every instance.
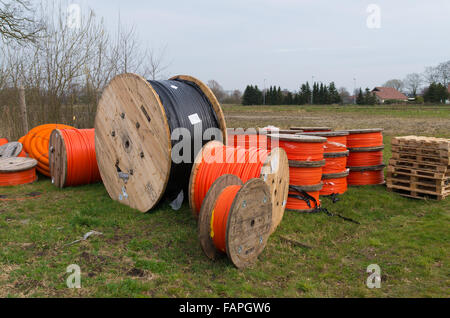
[371,87,408,103]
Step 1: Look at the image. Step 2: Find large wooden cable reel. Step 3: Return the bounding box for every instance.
[95,73,227,212]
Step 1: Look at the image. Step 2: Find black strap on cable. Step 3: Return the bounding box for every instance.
[288,186,360,224]
[148,79,220,201]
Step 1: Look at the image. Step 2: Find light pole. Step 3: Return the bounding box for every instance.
[311,76,314,104]
[263,78,267,105]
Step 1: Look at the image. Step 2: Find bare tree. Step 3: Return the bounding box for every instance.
[403,73,422,97]
[207,80,226,102]
[145,44,171,80]
[0,0,43,43]
[383,79,404,92]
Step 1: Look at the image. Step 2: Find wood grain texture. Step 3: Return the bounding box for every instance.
[0,157,37,172]
[49,129,67,188]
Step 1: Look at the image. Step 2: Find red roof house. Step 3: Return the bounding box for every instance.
[372,87,408,103]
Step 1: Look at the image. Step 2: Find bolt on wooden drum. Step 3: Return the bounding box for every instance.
[198,175,272,269]
[95,73,227,212]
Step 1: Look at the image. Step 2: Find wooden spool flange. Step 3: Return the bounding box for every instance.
[322,169,350,179]
[348,164,386,172]
[95,73,227,212]
[298,131,349,137]
[0,157,38,186]
[189,141,289,235]
[0,142,23,158]
[198,175,272,269]
[290,126,331,131]
[345,128,384,134]
[289,159,326,168]
[324,151,349,158]
[49,129,68,188]
[348,146,385,152]
[267,134,327,143]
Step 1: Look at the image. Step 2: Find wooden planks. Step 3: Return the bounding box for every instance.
[49,129,67,188]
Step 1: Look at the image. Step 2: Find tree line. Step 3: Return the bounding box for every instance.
[241,82,342,106]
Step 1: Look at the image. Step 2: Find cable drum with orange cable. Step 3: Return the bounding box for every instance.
[347,165,386,186]
[346,128,383,148]
[189,140,289,234]
[347,146,384,167]
[198,175,272,269]
[287,183,323,212]
[226,128,269,149]
[322,151,349,174]
[21,124,75,176]
[320,170,349,196]
[0,157,38,186]
[49,128,101,188]
[288,160,325,186]
[0,138,8,146]
[268,134,327,161]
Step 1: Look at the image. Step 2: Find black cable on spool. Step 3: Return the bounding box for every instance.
[148,79,221,201]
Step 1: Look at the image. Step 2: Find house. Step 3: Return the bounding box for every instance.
[371,87,408,104]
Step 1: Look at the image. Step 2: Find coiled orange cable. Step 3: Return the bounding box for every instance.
[276,140,324,161]
[210,185,241,253]
[324,136,347,153]
[0,168,37,186]
[193,145,269,214]
[347,132,383,148]
[59,129,101,186]
[22,124,75,176]
[289,167,322,186]
[286,190,320,211]
[323,156,347,174]
[227,134,268,149]
[0,138,8,146]
[321,177,347,195]
[347,170,384,186]
[347,151,383,167]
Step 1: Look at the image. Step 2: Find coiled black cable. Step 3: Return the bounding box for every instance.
[148,79,221,201]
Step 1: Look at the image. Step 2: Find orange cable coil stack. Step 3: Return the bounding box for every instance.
[268,134,326,212]
[21,124,75,176]
[346,129,385,186]
[321,170,349,196]
[189,141,289,234]
[290,127,332,132]
[49,128,101,188]
[0,157,38,186]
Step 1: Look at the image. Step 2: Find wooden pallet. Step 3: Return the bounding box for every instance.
[386,187,447,201]
[388,159,448,172]
[387,165,449,179]
[392,136,450,150]
[391,145,449,159]
[391,152,450,165]
[386,176,450,195]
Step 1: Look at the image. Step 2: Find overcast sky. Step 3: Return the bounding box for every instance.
[72,0,450,92]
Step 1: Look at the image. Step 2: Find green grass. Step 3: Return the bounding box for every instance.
[0,105,449,297]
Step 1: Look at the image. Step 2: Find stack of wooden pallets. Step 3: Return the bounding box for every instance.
[387,136,450,200]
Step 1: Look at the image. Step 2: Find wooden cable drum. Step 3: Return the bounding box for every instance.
[0,157,38,186]
[287,183,323,212]
[189,140,289,234]
[347,164,386,186]
[0,142,23,158]
[321,169,350,196]
[290,126,332,132]
[95,73,227,212]
[346,128,383,148]
[289,160,325,186]
[347,146,384,167]
[299,131,348,153]
[49,128,101,188]
[267,134,327,161]
[198,175,272,269]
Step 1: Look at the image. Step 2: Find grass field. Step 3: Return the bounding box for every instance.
[0,105,449,297]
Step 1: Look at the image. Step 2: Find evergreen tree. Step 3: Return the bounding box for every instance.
[356,88,365,105]
[424,83,449,103]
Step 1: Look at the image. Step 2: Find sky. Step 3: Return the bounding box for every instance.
[64,0,450,92]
